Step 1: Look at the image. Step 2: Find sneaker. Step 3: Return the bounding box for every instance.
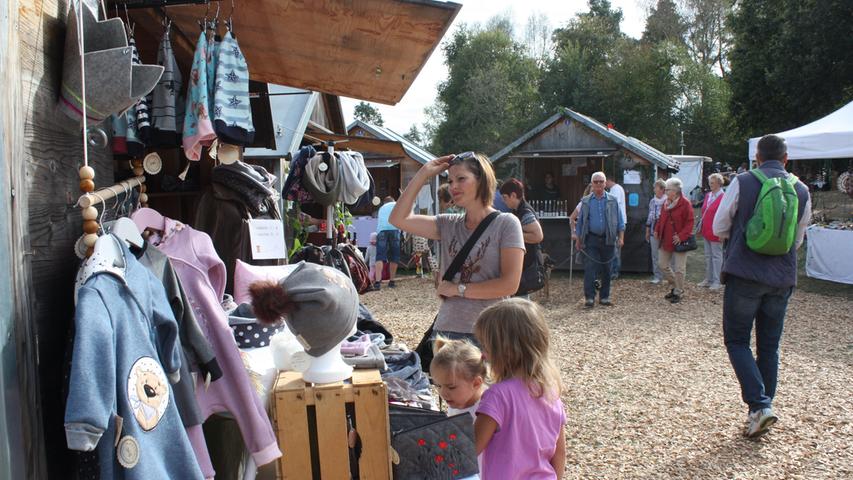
[664,289,676,300]
[697,280,710,288]
[745,408,778,438]
[388,280,397,288]
[584,298,595,308]
[599,298,612,306]
[649,278,661,285]
[669,289,684,304]
[373,281,381,291]
[709,283,723,291]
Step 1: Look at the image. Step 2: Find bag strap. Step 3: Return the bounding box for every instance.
[442,211,500,282]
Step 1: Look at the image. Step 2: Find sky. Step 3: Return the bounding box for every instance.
[340,0,649,141]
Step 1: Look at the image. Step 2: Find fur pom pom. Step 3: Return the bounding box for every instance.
[249,281,296,325]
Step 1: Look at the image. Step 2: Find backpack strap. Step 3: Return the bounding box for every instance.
[749,168,768,183]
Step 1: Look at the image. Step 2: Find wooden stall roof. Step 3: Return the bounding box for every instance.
[156,0,461,105]
[311,132,410,159]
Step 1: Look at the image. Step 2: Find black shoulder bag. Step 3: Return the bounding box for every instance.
[414,211,501,373]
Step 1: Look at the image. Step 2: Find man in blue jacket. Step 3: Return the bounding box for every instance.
[713,135,811,438]
[575,172,625,307]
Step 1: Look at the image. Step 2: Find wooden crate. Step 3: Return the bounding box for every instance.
[271,369,392,479]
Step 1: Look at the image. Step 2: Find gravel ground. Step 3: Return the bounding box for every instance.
[361,275,853,479]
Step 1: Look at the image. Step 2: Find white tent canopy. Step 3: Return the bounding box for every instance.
[748,101,853,160]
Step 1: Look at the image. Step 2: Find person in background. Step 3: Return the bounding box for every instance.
[474,298,565,480]
[374,196,401,290]
[698,173,725,290]
[542,172,561,200]
[390,151,524,344]
[737,162,749,174]
[492,189,512,213]
[438,182,463,214]
[606,178,626,280]
[575,172,624,307]
[645,179,667,284]
[499,178,544,297]
[653,177,694,304]
[713,134,811,438]
[366,232,378,281]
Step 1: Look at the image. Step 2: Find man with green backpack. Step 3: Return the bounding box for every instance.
[713,134,812,438]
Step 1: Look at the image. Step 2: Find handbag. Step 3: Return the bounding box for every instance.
[414,211,501,373]
[669,211,698,252]
[389,405,478,479]
[516,244,545,295]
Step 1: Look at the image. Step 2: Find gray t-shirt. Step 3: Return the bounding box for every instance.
[435,213,525,333]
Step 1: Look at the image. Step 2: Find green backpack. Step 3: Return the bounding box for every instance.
[745,169,800,255]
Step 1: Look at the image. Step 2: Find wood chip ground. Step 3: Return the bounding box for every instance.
[361,275,853,479]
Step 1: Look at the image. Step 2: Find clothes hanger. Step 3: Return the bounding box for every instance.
[91,194,126,269]
[226,0,235,34]
[197,1,210,33]
[102,185,144,249]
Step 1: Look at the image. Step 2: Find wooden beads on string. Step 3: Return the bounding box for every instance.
[131,159,148,207]
[80,165,97,256]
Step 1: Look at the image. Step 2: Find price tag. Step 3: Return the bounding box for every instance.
[247,219,287,260]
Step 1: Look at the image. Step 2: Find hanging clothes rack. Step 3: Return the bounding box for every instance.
[77,176,147,209]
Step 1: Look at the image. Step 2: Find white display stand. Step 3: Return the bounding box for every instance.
[805,225,853,285]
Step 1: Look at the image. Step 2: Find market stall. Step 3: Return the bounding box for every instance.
[490,108,681,273]
[2,0,464,477]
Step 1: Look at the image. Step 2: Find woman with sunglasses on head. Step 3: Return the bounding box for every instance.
[390,152,525,345]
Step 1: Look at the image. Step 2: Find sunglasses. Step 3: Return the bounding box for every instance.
[592,180,605,184]
[450,151,476,164]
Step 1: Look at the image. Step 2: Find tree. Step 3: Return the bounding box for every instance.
[427,17,543,155]
[642,0,687,45]
[682,0,732,76]
[728,0,853,138]
[403,125,423,147]
[353,101,384,126]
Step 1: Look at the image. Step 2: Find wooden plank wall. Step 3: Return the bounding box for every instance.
[17,0,115,476]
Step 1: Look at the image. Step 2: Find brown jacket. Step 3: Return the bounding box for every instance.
[195,177,284,295]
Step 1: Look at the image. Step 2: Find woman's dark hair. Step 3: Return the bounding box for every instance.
[499,178,525,200]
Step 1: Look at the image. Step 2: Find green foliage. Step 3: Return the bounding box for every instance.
[728,0,853,138]
[403,125,424,147]
[643,0,687,45]
[427,17,544,155]
[353,101,384,127]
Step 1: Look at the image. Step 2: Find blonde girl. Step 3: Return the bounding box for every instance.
[474,298,566,479]
[430,336,488,419]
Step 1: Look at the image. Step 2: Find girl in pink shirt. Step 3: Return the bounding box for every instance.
[474,298,566,479]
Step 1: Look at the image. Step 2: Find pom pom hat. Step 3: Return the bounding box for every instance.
[250,261,358,357]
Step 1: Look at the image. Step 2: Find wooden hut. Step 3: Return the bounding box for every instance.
[491,108,681,273]
[0,1,460,476]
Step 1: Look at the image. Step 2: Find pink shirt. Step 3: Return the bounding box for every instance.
[477,378,565,479]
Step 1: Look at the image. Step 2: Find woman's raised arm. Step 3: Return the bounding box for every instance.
[389,155,453,240]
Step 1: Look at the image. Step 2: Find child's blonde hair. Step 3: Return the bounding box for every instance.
[430,336,487,381]
[474,298,562,400]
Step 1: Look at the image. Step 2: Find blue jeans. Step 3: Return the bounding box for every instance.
[375,230,400,263]
[583,234,612,300]
[723,275,793,412]
[610,245,621,279]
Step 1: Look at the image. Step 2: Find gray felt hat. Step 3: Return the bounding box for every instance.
[278,261,358,357]
[59,4,163,124]
[302,152,342,207]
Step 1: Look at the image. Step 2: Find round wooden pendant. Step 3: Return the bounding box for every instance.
[78,166,95,180]
[83,233,99,248]
[82,206,98,220]
[79,179,95,192]
[83,220,99,234]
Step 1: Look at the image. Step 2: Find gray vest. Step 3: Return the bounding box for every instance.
[580,192,620,246]
[721,161,809,288]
